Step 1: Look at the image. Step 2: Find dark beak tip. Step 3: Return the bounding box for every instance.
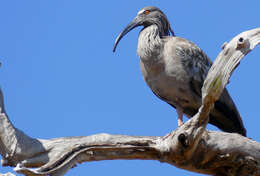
[112,18,138,54]
[112,45,117,53]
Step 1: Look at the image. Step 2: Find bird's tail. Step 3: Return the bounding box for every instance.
[208,89,246,136]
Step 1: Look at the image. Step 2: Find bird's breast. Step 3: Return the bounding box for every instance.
[140,59,200,108]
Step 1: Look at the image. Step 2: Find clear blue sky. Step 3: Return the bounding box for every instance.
[0,1,260,176]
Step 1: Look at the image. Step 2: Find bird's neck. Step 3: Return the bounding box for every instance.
[137,25,164,63]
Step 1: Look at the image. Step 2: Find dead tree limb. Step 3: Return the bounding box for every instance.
[1,28,260,176]
[0,173,16,176]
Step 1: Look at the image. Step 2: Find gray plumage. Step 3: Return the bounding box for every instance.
[113,6,246,136]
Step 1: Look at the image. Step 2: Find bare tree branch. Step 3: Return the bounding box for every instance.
[0,28,260,176]
[0,173,16,176]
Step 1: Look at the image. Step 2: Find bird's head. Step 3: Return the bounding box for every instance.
[113,6,174,52]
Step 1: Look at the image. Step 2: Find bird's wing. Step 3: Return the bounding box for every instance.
[174,37,212,97]
[172,37,246,136]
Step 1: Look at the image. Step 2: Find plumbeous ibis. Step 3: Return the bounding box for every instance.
[113,6,246,136]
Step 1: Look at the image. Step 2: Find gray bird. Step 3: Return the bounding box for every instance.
[113,6,246,136]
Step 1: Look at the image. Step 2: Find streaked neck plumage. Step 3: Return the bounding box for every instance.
[137,23,172,64]
[137,25,163,62]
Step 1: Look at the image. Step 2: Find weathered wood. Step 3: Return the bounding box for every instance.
[0,28,260,176]
[0,173,16,176]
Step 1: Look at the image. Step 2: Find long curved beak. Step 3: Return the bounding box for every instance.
[113,17,141,52]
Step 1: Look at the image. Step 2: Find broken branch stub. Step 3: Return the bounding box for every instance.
[200,28,260,124]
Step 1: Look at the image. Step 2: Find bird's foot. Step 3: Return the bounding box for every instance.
[178,119,184,127]
[162,132,171,140]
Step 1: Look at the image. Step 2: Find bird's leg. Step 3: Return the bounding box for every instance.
[163,106,184,140]
[177,106,184,126]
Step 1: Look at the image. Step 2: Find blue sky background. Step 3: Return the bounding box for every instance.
[0,1,260,176]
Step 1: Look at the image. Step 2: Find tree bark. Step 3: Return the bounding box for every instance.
[0,173,16,176]
[1,28,260,176]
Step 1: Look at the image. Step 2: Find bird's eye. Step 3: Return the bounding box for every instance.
[144,10,150,15]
